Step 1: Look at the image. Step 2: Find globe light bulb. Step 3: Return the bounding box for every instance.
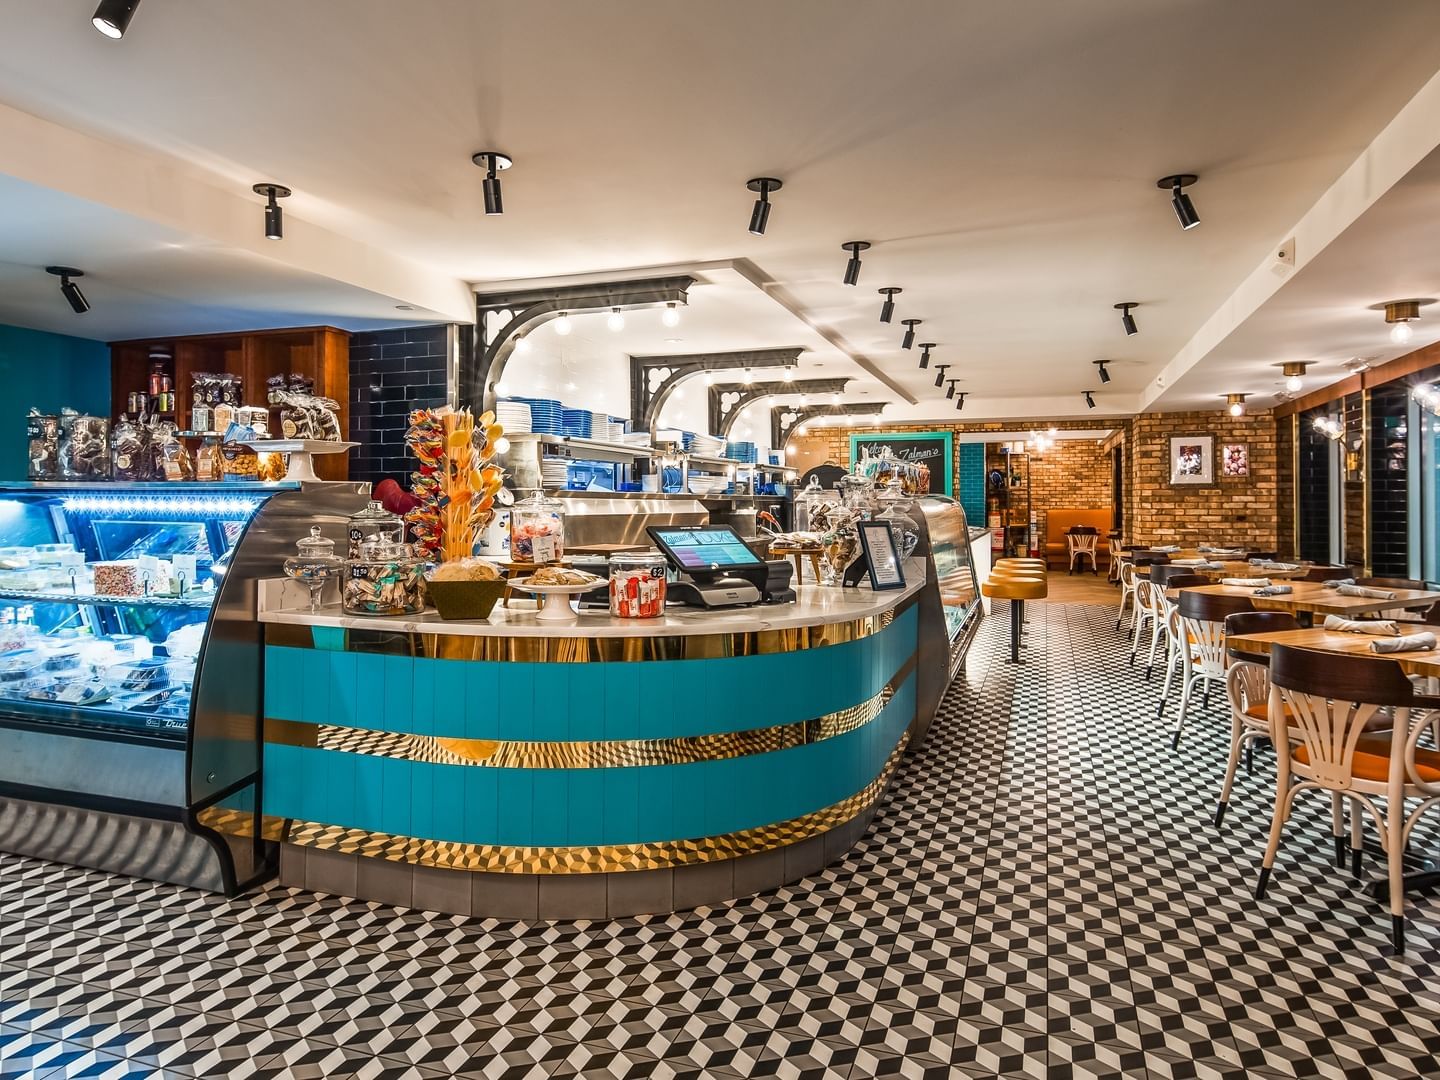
[493,436,511,454]
[1391,321,1414,345]
[782,367,794,382]
[1285,373,1303,393]
[514,336,531,353]
[702,371,714,386]
[831,392,841,406]
[662,302,681,327]
[554,313,571,336]
[743,368,753,384]
[1229,401,1245,417]
[608,308,625,332]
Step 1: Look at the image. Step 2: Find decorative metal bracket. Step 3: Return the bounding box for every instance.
[629,347,802,439]
[464,275,696,412]
[708,379,850,440]
[771,402,889,450]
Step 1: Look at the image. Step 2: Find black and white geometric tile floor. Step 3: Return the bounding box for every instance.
[3,602,1440,1078]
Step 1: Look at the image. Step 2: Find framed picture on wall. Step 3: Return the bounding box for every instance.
[849,432,953,495]
[1169,435,1213,485]
[1220,443,1249,477]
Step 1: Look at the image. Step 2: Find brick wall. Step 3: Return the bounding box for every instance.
[349,325,450,489]
[1125,410,1278,548]
[984,436,1112,542]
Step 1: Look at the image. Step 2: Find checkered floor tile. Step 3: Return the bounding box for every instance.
[4,602,1440,1078]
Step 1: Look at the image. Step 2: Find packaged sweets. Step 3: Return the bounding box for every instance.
[26,411,60,481]
[257,451,286,482]
[343,538,426,616]
[156,432,195,481]
[111,417,152,481]
[94,561,143,597]
[219,441,259,481]
[609,553,667,618]
[58,411,110,479]
[194,440,221,482]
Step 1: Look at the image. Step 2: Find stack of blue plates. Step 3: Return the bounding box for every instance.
[560,408,593,438]
[725,441,758,463]
[681,431,697,452]
[510,397,562,435]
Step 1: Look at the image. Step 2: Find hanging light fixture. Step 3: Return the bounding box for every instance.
[900,319,921,350]
[45,267,89,315]
[92,0,140,38]
[917,343,935,370]
[743,368,754,384]
[830,391,841,405]
[1225,393,1248,417]
[841,241,870,286]
[1115,302,1139,336]
[1157,173,1200,230]
[607,307,625,332]
[746,178,782,236]
[1384,300,1421,345]
[1084,391,1096,409]
[1093,359,1111,384]
[1313,415,1345,441]
[662,302,681,327]
[933,364,950,389]
[702,370,714,386]
[945,379,958,400]
[1277,361,1308,394]
[1412,384,1440,413]
[554,312,572,335]
[471,152,513,216]
[514,336,531,354]
[251,184,291,240]
[782,366,794,382]
[878,287,901,323]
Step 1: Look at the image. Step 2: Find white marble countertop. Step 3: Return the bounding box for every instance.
[257,565,926,639]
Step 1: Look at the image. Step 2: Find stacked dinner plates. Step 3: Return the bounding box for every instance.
[691,434,725,457]
[511,397,562,435]
[541,459,570,487]
[725,441,758,463]
[560,408,593,438]
[495,400,532,434]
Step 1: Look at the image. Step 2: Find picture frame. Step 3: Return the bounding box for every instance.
[1220,443,1249,478]
[856,520,906,590]
[1169,435,1214,485]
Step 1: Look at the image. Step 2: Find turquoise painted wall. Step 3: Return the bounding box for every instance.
[0,323,111,480]
[957,443,987,527]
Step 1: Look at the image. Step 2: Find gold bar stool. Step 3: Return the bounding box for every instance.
[983,559,1049,663]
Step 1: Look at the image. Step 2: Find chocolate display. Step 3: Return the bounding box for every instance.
[110,417,153,481]
[26,411,60,481]
[58,411,110,480]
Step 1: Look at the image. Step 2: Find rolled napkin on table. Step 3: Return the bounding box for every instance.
[1334,584,1397,600]
[1256,561,1301,572]
[1170,558,1208,566]
[1222,577,1271,587]
[1323,615,1400,636]
[1321,578,1357,590]
[1253,585,1293,596]
[1150,545,1181,553]
[1371,633,1438,654]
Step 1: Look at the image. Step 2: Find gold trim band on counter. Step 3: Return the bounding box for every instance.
[262,599,912,662]
[262,656,915,770]
[197,736,908,874]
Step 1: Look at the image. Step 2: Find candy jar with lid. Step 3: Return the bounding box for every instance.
[793,476,829,534]
[874,479,921,559]
[346,500,404,559]
[284,526,344,613]
[510,490,565,565]
[343,537,426,616]
[608,551,668,618]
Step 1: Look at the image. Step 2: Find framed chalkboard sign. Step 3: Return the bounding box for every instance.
[849,432,953,495]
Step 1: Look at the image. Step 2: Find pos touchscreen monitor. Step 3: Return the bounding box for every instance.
[647,525,765,576]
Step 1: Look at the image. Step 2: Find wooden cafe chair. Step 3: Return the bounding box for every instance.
[1167,590,1255,750]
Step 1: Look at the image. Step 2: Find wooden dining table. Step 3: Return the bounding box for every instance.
[1164,580,1440,622]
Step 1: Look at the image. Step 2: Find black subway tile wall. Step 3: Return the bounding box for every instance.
[349,325,449,490]
[1369,383,1409,577]
[1297,407,1331,564]
[1275,415,1295,559]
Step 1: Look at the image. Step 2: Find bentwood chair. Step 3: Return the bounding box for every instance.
[1121,553,1168,640]
[1168,591,1255,750]
[1116,561,1138,632]
[1131,571,1178,679]
[1257,645,1440,954]
[1107,539,1124,583]
[1301,565,1354,583]
[1067,531,1099,575]
[1154,574,1212,718]
[1214,611,1301,828]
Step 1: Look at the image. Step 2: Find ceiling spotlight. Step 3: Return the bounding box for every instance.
[554,312,572,335]
[45,267,89,315]
[92,0,140,38]
[471,152,513,216]
[918,342,935,370]
[841,241,870,286]
[945,379,958,400]
[1384,300,1421,345]
[1157,173,1200,230]
[1093,359,1111,384]
[662,302,681,327]
[899,319,922,350]
[1115,302,1139,336]
[607,307,625,332]
[933,364,950,389]
[251,183,291,240]
[746,178,782,236]
[1225,393,1248,417]
[1278,361,1308,394]
[955,393,967,412]
[1084,391,1096,409]
[878,287,902,323]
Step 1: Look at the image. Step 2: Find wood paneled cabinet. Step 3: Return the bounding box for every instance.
[110,326,350,480]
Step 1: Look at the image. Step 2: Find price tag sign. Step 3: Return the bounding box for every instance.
[857,521,906,591]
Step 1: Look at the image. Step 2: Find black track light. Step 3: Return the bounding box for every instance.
[46,267,89,315]
[1115,302,1139,336]
[472,152,513,216]
[92,0,140,38]
[841,241,870,286]
[917,343,935,369]
[955,393,967,412]
[900,318,921,350]
[252,183,291,240]
[1084,391,1096,409]
[878,287,901,323]
[945,380,958,400]
[746,178,781,236]
[1157,173,1200,230]
[1093,359,1112,384]
[932,364,950,389]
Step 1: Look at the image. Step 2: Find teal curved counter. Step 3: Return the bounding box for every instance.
[237,571,942,919]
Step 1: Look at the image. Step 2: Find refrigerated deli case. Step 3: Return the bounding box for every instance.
[0,480,366,891]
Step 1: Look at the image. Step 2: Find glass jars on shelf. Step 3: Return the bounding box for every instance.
[510,490,565,564]
[342,537,426,616]
[283,526,344,613]
[608,551,667,618]
[346,500,404,559]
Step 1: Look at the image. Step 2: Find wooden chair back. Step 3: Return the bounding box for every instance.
[1224,611,1300,664]
[1357,576,1426,591]
[1178,591,1255,624]
[1163,574,1210,590]
[1301,565,1354,583]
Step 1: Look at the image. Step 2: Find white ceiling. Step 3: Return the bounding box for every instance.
[2,1,1440,419]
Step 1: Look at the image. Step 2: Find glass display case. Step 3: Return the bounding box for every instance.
[917,494,983,653]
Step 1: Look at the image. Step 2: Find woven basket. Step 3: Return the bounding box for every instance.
[425,579,507,621]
